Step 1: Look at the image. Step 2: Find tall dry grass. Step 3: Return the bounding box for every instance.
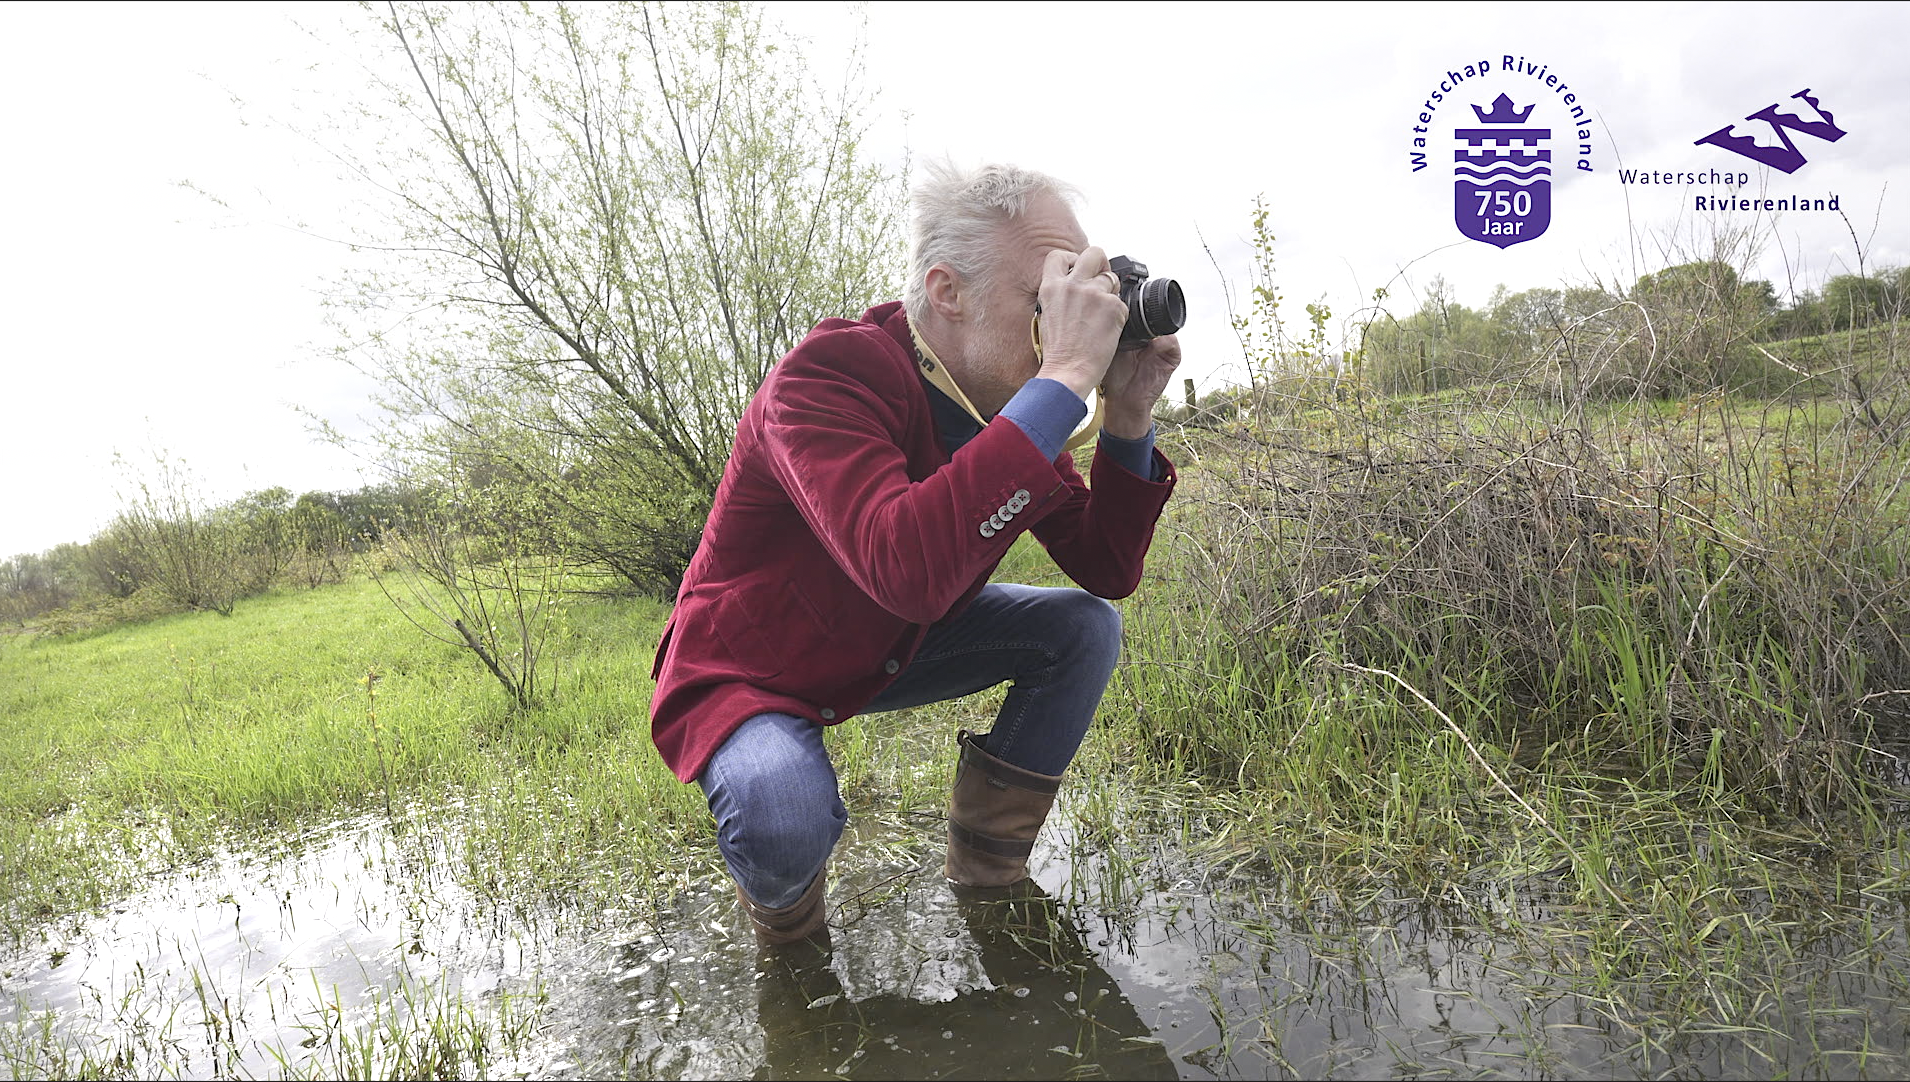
[1123,217,1910,818]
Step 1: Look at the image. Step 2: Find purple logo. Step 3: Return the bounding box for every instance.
[1454,94,1551,248]
[1693,89,1846,174]
[1406,55,1594,248]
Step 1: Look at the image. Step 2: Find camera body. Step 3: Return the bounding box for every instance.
[1108,255,1186,347]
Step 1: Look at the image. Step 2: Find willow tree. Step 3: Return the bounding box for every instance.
[330,1,905,597]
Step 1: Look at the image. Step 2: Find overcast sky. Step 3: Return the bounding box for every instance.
[3,1,1905,559]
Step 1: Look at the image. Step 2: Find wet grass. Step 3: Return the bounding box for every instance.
[1086,372,1910,1075]
[7,963,553,1081]
[0,576,714,941]
[0,565,1045,1078]
[0,806,568,1080]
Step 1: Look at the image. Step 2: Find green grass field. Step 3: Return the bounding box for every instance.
[0,577,713,936]
[0,539,1070,943]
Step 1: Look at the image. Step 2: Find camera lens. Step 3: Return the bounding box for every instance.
[1110,255,1187,345]
[1139,277,1185,338]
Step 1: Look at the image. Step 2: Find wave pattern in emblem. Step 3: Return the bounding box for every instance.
[1454,165,1552,184]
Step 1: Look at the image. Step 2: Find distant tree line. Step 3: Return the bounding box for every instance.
[0,482,428,630]
[1357,264,1907,397]
[1763,266,1910,340]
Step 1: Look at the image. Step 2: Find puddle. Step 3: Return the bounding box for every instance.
[5,789,1910,1079]
[541,831,1184,1081]
[0,808,561,1078]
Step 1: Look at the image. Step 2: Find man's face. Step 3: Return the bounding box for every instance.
[963,192,1091,415]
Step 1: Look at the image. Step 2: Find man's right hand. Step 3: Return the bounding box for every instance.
[1034,246,1129,400]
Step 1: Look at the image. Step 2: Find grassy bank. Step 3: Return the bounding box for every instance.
[0,577,710,937]
[1079,324,1910,1067]
[0,548,1051,944]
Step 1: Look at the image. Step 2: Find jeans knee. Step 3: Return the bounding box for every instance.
[715,767,843,880]
[730,801,843,893]
[701,715,846,906]
[1055,591,1123,672]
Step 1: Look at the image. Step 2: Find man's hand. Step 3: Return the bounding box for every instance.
[1100,335,1181,439]
[1034,246,1128,399]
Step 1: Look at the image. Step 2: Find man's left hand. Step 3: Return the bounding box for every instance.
[1100,335,1182,439]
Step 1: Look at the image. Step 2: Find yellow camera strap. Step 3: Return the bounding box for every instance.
[907,315,1103,455]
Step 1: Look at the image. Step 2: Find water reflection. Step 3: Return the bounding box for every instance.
[0,811,558,1079]
[751,882,1175,1081]
[563,855,1183,1080]
[5,791,1909,1079]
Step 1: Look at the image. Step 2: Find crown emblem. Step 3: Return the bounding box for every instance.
[1472,94,1536,124]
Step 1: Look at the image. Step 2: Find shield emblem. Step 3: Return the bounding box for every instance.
[1454,94,1551,248]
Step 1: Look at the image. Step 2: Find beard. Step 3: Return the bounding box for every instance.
[964,296,1038,417]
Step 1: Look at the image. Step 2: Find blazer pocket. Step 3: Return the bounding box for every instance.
[711,584,797,682]
[651,617,676,680]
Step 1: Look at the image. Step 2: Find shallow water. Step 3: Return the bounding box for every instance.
[1,807,557,1078]
[5,789,1909,1079]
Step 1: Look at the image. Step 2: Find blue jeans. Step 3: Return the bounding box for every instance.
[698,584,1123,908]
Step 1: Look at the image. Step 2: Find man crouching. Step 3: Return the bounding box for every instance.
[648,160,1181,945]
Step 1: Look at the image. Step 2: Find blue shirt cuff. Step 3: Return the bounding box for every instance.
[1097,425,1158,480]
[999,378,1088,462]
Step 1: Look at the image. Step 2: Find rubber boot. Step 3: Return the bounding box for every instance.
[944,729,1062,888]
[735,870,827,946]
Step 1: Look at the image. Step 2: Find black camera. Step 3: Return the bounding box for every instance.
[1108,255,1185,347]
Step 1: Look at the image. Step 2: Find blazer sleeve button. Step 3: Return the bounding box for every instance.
[820,708,837,721]
[884,659,900,674]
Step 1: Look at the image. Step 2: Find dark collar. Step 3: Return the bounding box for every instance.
[922,376,983,458]
[872,301,985,457]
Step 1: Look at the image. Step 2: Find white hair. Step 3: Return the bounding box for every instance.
[903,160,1080,323]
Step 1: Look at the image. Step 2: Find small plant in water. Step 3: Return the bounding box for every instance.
[363,669,394,821]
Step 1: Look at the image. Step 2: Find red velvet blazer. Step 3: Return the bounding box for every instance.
[648,301,1178,782]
